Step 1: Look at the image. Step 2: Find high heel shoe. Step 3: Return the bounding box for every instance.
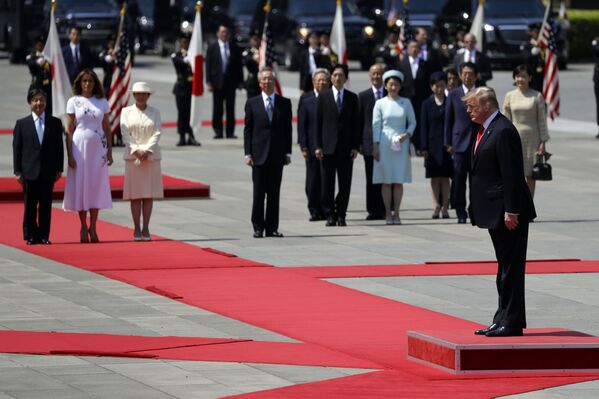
[432,206,441,219]
[89,229,99,243]
[80,228,89,243]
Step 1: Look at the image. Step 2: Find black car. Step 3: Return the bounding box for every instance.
[43,0,120,55]
[0,0,46,63]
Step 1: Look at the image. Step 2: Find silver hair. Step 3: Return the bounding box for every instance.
[312,68,330,80]
[258,67,276,80]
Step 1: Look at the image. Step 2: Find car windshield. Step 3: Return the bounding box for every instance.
[485,0,544,18]
[48,0,118,13]
[288,0,359,16]
[136,0,154,16]
[229,0,259,15]
[397,0,445,14]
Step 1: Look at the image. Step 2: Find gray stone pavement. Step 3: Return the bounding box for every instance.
[1,56,599,398]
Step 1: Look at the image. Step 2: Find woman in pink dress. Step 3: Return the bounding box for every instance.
[63,69,113,243]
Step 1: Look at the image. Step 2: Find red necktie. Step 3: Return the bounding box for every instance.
[474,126,485,153]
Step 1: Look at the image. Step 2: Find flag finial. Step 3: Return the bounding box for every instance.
[51,0,57,13]
[120,2,126,16]
[195,1,202,12]
[263,0,271,12]
[336,0,342,5]
[403,0,408,5]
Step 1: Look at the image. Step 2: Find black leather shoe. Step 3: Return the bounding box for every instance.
[176,139,186,146]
[457,218,467,224]
[325,217,336,227]
[265,231,284,237]
[485,326,523,337]
[309,214,323,222]
[337,218,347,227]
[227,135,238,139]
[474,323,498,335]
[26,238,38,245]
[253,230,263,238]
[187,136,201,146]
[39,238,52,245]
[365,214,384,220]
[213,135,223,139]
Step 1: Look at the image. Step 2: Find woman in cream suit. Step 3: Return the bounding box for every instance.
[120,82,164,241]
[503,65,549,198]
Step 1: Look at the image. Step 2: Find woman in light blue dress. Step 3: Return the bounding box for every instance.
[372,70,416,225]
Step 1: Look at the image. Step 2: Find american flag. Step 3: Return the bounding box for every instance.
[395,1,413,57]
[108,5,132,136]
[258,1,282,95]
[537,2,560,120]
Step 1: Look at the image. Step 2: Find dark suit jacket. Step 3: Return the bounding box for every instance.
[205,41,243,90]
[453,50,493,85]
[299,48,330,92]
[420,95,447,165]
[420,44,444,73]
[297,92,319,154]
[316,88,360,155]
[171,50,193,96]
[398,56,430,102]
[444,87,479,153]
[62,43,95,83]
[244,94,292,166]
[13,114,64,181]
[469,112,536,229]
[358,87,385,156]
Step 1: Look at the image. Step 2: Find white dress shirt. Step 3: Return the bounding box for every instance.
[332,86,344,104]
[308,47,318,74]
[409,56,419,79]
[465,49,476,63]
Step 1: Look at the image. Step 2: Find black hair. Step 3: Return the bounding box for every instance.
[429,71,447,86]
[512,64,533,79]
[459,61,478,75]
[331,63,349,79]
[27,88,47,103]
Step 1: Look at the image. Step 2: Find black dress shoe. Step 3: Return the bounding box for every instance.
[474,323,498,335]
[213,135,223,139]
[485,326,523,337]
[39,238,52,245]
[176,139,186,146]
[227,135,238,139]
[309,214,323,222]
[457,218,467,224]
[265,231,284,237]
[26,238,38,245]
[253,230,263,238]
[337,218,347,227]
[365,214,384,220]
[187,137,201,146]
[325,217,336,227]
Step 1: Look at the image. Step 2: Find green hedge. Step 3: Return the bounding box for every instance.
[568,10,599,61]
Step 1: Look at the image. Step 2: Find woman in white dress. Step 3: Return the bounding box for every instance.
[63,69,113,243]
[372,70,416,225]
[120,82,164,241]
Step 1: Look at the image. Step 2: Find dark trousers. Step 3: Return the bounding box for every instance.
[321,151,354,219]
[363,155,384,218]
[251,160,284,233]
[22,178,55,241]
[305,155,323,217]
[489,221,529,328]
[212,81,237,137]
[451,151,469,219]
[175,93,192,140]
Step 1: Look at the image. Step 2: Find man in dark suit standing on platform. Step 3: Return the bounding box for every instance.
[445,62,479,223]
[453,33,492,86]
[399,40,431,152]
[206,25,244,139]
[298,68,330,221]
[466,87,536,337]
[62,27,95,84]
[315,64,360,227]
[13,88,64,245]
[358,63,385,220]
[299,31,330,95]
[414,27,443,74]
[171,36,201,147]
[244,68,292,238]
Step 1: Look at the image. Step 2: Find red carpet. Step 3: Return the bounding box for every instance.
[0,174,209,203]
[0,202,597,398]
[288,259,599,279]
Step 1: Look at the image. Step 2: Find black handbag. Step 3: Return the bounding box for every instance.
[532,154,552,181]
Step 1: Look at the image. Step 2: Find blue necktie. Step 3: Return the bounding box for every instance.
[336,92,342,111]
[266,97,273,122]
[36,117,44,144]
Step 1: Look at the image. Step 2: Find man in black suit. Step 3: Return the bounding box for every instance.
[452,33,493,86]
[358,63,385,220]
[414,27,443,74]
[444,62,479,223]
[398,40,431,151]
[62,27,95,84]
[206,25,244,139]
[171,36,201,147]
[13,89,64,245]
[298,68,330,221]
[466,87,536,337]
[244,68,292,238]
[315,64,360,227]
[299,31,330,95]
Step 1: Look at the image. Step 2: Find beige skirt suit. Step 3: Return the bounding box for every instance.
[120,104,164,200]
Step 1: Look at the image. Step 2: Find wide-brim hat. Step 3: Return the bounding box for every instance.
[131,81,154,94]
[383,70,404,84]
